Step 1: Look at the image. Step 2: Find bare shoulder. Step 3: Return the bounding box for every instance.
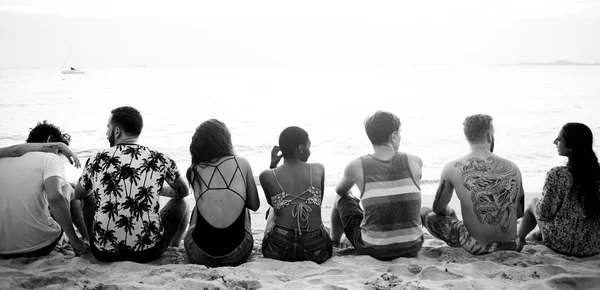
[309,162,325,174]
[452,154,521,176]
[346,157,362,171]
[343,158,363,179]
[259,165,275,180]
[234,156,251,169]
[234,155,249,164]
[405,152,423,167]
[259,169,275,188]
[489,155,522,174]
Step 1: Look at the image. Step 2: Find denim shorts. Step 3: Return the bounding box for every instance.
[262,224,333,264]
[184,219,254,267]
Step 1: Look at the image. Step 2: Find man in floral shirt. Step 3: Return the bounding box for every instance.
[75,106,189,263]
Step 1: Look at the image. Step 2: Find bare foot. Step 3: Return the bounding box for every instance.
[516,239,525,252]
[527,229,543,242]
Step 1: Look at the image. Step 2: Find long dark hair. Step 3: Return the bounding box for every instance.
[562,123,600,216]
[189,119,234,164]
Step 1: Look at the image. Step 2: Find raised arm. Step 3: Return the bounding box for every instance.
[269,145,283,169]
[0,143,80,167]
[433,163,455,215]
[45,176,88,255]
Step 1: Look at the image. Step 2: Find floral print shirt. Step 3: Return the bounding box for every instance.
[79,144,180,253]
[536,166,600,256]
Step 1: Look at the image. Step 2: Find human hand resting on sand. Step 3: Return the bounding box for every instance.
[270,145,283,169]
[70,238,89,256]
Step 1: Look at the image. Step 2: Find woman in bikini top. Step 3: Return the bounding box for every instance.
[259,126,332,264]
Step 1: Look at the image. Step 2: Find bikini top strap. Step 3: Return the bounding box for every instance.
[272,169,286,192]
[308,163,313,187]
[232,156,246,184]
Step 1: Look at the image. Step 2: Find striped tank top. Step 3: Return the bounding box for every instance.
[359,152,423,257]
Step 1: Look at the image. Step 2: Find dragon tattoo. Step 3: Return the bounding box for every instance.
[455,157,519,233]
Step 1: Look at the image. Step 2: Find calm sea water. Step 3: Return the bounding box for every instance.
[1,66,600,199]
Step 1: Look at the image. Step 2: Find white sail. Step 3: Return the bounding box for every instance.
[62,46,84,74]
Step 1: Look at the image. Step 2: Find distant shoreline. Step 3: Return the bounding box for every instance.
[511,60,600,66]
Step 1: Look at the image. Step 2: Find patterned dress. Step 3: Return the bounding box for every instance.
[536,166,600,257]
[79,144,180,253]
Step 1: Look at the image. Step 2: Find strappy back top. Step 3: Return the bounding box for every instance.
[190,156,247,203]
[188,156,248,256]
[271,164,322,232]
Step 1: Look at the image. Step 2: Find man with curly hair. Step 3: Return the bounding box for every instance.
[0,121,89,258]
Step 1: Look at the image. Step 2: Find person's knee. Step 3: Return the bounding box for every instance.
[333,194,341,209]
[526,198,539,213]
[334,191,355,208]
[421,206,432,216]
[162,198,187,214]
[420,206,433,223]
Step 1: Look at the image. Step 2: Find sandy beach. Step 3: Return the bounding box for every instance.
[3,193,600,290]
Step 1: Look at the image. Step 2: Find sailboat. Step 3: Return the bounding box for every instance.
[61,46,84,74]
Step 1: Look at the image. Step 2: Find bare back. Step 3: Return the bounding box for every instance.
[445,153,524,243]
[189,156,247,228]
[260,162,325,231]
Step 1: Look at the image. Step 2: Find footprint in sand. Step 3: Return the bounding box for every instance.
[419,266,464,281]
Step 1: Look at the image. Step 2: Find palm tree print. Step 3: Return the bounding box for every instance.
[80,145,179,254]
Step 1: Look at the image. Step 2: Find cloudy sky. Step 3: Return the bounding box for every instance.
[1,0,600,68]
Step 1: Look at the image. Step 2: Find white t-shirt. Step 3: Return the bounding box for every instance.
[0,152,67,254]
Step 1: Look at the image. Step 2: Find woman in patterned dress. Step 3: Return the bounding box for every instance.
[518,123,600,256]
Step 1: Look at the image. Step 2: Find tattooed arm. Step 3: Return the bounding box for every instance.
[0,143,81,168]
[433,163,455,216]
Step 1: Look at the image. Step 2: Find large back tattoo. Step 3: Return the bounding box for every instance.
[455,157,519,233]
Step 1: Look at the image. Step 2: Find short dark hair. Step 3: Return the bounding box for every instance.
[189,119,234,164]
[364,111,401,145]
[110,106,143,136]
[279,126,309,157]
[463,114,493,143]
[26,120,71,145]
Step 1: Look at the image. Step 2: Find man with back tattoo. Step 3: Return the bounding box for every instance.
[421,114,525,254]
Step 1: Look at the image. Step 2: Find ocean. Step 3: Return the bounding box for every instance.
[1,66,600,201]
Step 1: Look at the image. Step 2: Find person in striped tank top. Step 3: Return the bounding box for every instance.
[330,110,424,260]
[421,114,525,255]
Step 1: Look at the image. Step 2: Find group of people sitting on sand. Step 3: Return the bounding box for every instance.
[1,106,599,266]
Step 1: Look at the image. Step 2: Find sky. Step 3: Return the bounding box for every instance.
[1,0,600,68]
